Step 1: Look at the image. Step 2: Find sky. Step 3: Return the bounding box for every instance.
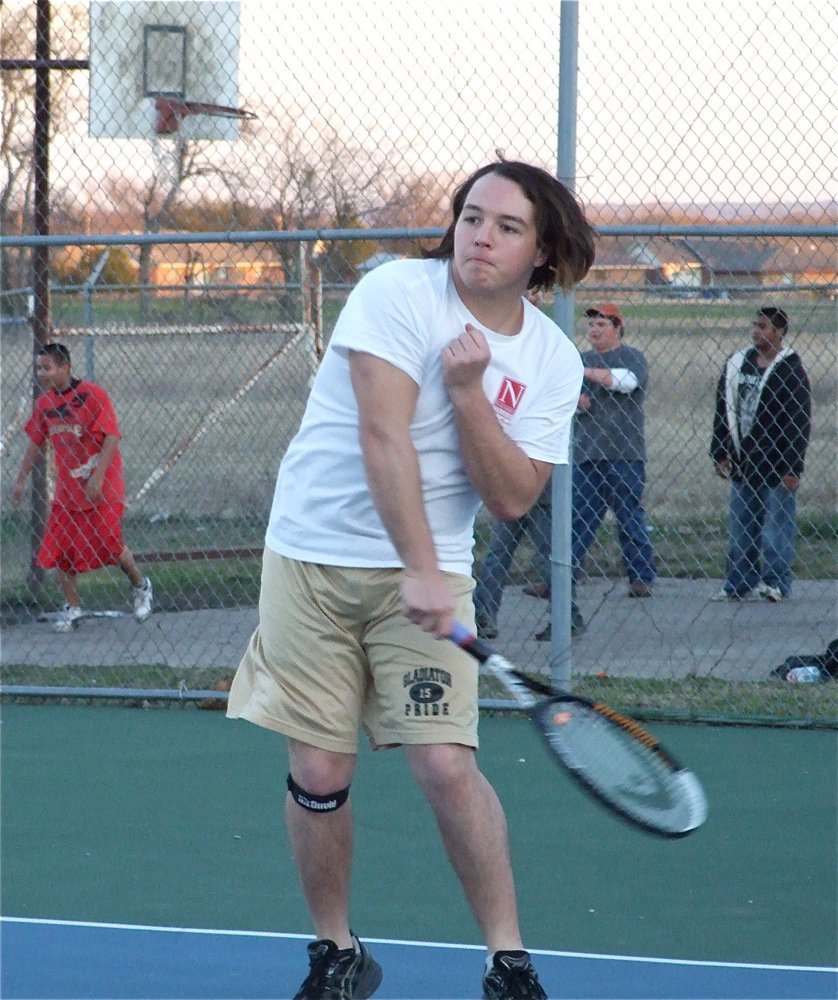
[231,0,835,207]
[9,0,836,213]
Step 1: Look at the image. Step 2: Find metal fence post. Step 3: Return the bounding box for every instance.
[550,0,581,690]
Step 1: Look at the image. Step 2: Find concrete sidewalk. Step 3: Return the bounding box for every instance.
[1,578,834,684]
[506,576,835,682]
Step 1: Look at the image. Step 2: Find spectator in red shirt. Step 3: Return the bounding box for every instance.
[12,342,153,632]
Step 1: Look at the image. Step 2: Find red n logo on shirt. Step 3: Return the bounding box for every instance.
[494,377,526,415]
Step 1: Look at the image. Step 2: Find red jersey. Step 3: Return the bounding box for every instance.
[24,378,125,511]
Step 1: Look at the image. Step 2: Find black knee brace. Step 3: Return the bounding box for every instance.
[286,773,350,813]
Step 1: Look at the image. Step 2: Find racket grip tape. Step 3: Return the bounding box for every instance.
[448,621,493,663]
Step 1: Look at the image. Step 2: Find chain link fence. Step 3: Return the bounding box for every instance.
[1,1,835,723]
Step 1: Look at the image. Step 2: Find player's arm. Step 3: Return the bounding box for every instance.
[11,439,42,505]
[85,433,120,503]
[443,324,551,520]
[349,349,455,637]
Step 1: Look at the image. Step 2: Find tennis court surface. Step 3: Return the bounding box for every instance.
[2,704,836,999]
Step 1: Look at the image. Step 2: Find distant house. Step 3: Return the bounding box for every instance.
[150,242,285,289]
[585,235,836,296]
[586,236,702,288]
[676,239,775,291]
[143,235,834,297]
[766,238,837,292]
[679,237,836,293]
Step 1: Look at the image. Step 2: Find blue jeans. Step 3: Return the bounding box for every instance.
[571,460,656,593]
[473,500,551,623]
[725,480,797,597]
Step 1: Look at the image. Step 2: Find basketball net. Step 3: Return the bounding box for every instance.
[150,96,257,191]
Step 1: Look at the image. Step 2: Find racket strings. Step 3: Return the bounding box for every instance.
[539,703,702,835]
[450,627,708,838]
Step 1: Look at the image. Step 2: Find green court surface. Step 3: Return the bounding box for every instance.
[1,704,836,970]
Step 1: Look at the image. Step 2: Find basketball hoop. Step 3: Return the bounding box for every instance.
[151,97,257,191]
[153,96,257,135]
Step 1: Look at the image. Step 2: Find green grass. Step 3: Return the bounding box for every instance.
[2,663,834,728]
[471,510,838,583]
[3,510,834,616]
[1,512,264,612]
[41,288,835,337]
[3,504,834,613]
[0,662,231,695]
[481,672,838,728]
[49,287,305,329]
[0,556,262,619]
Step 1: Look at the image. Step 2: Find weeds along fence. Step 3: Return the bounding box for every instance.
[0,228,835,726]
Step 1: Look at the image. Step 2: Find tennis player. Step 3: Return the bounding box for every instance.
[227,159,595,1000]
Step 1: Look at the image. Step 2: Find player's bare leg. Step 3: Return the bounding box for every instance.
[51,569,84,631]
[118,546,145,589]
[57,569,81,609]
[120,546,153,620]
[285,739,357,950]
[405,742,523,954]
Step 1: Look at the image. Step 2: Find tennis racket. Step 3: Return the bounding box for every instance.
[449,622,708,838]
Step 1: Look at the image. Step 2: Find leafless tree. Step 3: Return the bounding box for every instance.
[0,3,84,303]
[238,106,399,282]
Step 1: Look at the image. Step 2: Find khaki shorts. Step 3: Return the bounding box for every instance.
[227,549,479,754]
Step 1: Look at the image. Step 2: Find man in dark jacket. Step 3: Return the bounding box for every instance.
[710,307,811,601]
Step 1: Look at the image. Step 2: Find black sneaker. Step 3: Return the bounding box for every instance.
[294,935,382,999]
[483,950,547,999]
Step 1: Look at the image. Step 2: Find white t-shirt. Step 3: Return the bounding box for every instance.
[266,258,582,575]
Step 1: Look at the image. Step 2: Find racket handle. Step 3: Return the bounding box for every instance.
[448,621,538,708]
[448,621,493,664]
[449,621,474,647]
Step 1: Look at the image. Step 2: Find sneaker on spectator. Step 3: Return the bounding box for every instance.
[628,580,652,598]
[53,604,84,633]
[483,950,547,999]
[522,581,550,599]
[756,583,783,603]
[294,935,382,1000]
[476,612,499,640]
[133,577,153,622]
[710,588,755,602]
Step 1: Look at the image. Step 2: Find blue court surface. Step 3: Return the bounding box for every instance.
[3,916,835,999]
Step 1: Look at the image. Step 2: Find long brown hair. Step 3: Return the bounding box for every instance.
[425,160,596,292]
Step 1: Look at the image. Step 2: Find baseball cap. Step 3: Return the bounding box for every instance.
[585,302,623,324]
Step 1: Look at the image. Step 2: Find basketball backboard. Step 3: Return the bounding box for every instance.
[89,1,244,140]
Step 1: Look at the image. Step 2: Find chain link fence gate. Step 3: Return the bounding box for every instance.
[1,1,835,724]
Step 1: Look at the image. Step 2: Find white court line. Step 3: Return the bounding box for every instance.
[2,916,835,975]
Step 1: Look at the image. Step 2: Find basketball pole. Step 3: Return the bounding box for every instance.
[1,1,89,600]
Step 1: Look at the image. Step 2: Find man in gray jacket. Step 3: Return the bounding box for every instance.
[538,302,655,639]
